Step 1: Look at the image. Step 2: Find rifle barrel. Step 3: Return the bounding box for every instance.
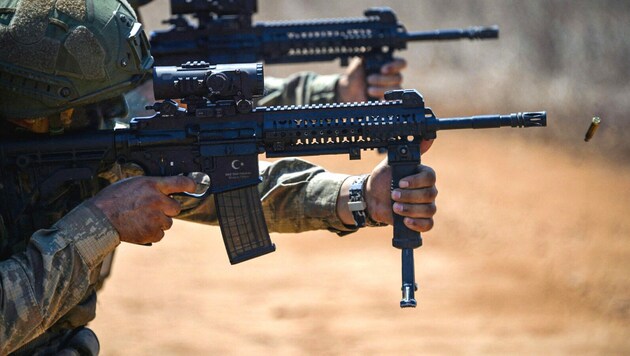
[406,25,499,41]
[436,112,546,130]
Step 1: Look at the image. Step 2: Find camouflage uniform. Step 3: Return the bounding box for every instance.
[0,0,359,352]
[1,26,355,356]
[258,72,340,106]
[0,0,146,353]
[0,203,116,355]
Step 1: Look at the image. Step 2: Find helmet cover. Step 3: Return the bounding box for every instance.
[0,0,153,119]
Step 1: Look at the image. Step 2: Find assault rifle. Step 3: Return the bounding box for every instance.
[150,0,499,77]
[0,62,545,307]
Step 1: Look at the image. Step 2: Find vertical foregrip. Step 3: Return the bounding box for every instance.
[215,186,276,264]
[390,160,422,308]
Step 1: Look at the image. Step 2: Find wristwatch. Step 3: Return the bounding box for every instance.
[348,174,386,227]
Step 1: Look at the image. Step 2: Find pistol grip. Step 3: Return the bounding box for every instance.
[363,53,394,101]
[215,186,276,264]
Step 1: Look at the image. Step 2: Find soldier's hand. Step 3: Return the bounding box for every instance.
[90,176,196,245]
[366,157,437,233]
[337,57,407,102]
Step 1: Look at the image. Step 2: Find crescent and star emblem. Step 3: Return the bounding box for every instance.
[231,160,244,170]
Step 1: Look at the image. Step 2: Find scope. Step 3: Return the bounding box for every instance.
[170,0,257,16]
[153,61,264,102]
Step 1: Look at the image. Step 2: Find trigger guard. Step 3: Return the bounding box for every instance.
[180,190,208,199]
[170,172,211,199]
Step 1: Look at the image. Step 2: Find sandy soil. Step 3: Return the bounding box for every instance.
[90,133,630,355]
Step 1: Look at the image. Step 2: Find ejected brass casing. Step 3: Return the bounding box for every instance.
[584,116,601,142]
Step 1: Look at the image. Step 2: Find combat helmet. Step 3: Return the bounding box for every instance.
[0,0,153,120]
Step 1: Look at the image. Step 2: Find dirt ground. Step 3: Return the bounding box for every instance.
[90,132,630,355]
[88,1,630,354]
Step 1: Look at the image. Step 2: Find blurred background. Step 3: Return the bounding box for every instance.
[91,0,630,354]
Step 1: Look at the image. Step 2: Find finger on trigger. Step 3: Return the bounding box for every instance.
[155,175,197,195]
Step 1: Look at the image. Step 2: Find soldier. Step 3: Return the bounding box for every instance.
[0,0,437,354]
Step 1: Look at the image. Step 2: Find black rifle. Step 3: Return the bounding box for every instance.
[150,1,499,77]
[0,62,545,307]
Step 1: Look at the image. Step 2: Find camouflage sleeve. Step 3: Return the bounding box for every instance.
[257,72,340,106]
[177,158,359,235]
[0,203,119,354]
